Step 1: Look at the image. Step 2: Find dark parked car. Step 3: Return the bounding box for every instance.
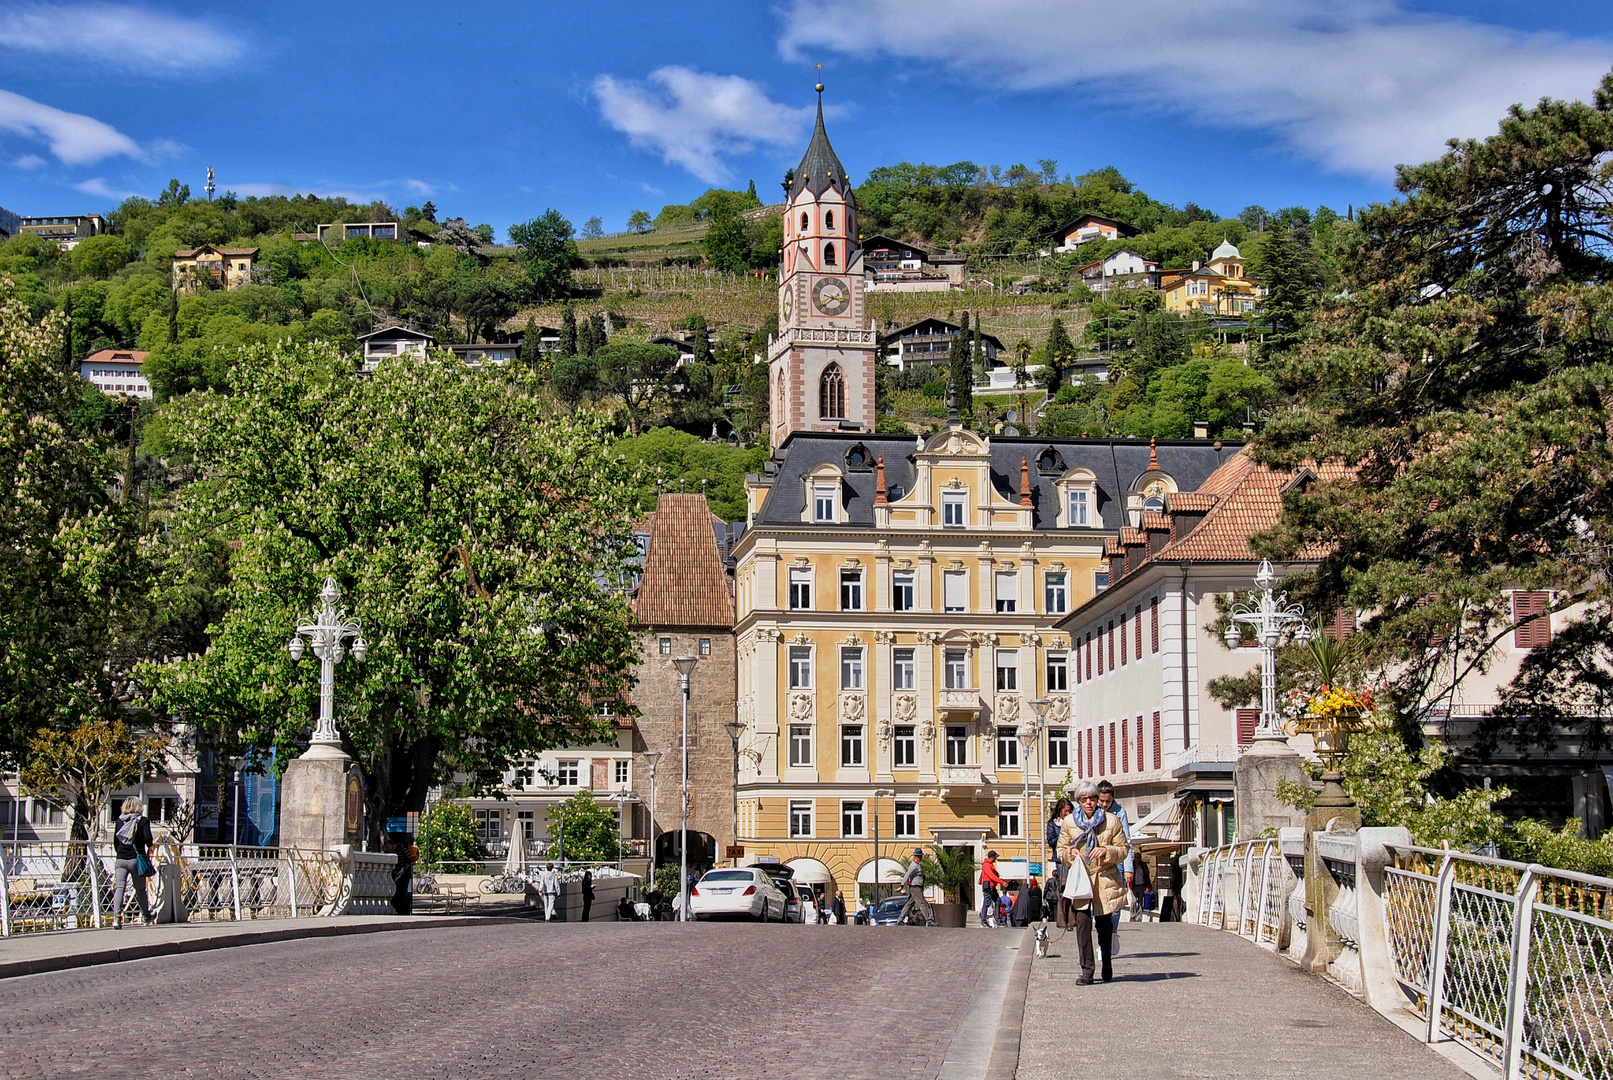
[857,895,910,925]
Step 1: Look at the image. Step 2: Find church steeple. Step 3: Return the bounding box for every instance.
[768,83,876,451]
[789,87,855,207]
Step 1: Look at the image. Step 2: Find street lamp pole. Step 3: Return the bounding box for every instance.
[643,749,661,873]
[1017,725,1035,869]
[871,788,894,912]
[724,720,745,867]
[1224,560,1312,741]
[1028,700,1050,874]
[286,577,368,758]
[671,655,699,922]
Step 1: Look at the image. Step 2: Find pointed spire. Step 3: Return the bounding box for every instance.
[1019,458,1032,507]
[875,456,888,505]
[790,84,854,207]
[1147,436,1160,470]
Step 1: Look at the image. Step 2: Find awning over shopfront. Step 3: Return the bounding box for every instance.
[856,857,907,885]
[1133,796,1184,838]
[787,857,833,884]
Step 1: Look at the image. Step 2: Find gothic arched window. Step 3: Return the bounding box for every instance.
[819,363,846,420]
[823,242,837,267]
[825,210,835,231]
[775,369,784,423]
[800,211,809,231]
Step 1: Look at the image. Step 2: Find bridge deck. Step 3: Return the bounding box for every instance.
[1016,921,1474,1080]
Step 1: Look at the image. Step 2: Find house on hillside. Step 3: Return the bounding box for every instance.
[80,348,152,399]
[358,325,435,371]
[316,222,399,242]
[172,245,259,292]
[1053,214,1140,253]
[1160,238,1264,317]
[884,317,1003,370]
[21,214,106,249]
[1074,250,1161,294]
[862,233,966,292]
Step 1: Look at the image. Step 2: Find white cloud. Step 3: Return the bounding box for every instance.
[778,0,1613,177]
[405,178,437,196]
[0,4,245,73]
[0,88,144,164]
[593,66,813,183]
[73,177,139,200]
[14,153,45,169]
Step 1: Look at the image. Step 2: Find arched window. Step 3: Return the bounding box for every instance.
[825,210,835,231]
[823,242,837,267]
[800,211,809,231]
[819,363,846,420]
[775,369,784,423]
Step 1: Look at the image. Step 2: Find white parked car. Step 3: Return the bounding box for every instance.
[689,867,788,922]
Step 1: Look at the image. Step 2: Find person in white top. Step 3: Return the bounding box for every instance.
[537,862,561,921]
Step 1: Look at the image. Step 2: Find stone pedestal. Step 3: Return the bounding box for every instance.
[279,745,359,851]
[1233,737,1310,842]
[1302,775,1361,975]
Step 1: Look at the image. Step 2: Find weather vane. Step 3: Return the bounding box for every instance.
[815,62,823,94]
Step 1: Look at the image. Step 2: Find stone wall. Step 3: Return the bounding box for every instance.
[631,630,737,860]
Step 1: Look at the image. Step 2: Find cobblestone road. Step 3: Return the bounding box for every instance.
[0,922,1020,1080]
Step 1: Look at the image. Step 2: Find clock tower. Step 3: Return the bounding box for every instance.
[769,86,877,450]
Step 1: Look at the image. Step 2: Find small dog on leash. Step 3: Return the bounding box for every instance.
[1033,923,1050,958]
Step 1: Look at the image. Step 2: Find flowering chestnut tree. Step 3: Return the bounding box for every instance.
[144,342,644,835]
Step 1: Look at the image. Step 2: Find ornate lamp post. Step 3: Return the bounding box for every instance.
[643,749,662,869]
[1223,560,1311,742]
[671,654,699,922]
[287,577,368,760]
[1017,723,1036,869]
[1027,699,1051,872]
[724,720,745,867]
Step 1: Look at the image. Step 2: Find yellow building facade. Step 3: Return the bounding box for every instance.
[730,96,1241,912]
[1161,238,1265,316]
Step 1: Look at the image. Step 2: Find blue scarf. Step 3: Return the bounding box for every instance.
[1070,805,1107,854]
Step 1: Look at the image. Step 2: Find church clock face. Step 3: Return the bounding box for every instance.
[781,287,794,324]
[811,275,851,316]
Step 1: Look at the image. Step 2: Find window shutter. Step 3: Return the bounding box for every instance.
[1151,597,1159,653]
[943,571,968,611]
[1122,718,1130,772]
[1153,712,1162,769]
[1513,591,1551,649]
[1109,722,1117,773]
[1324,608,1356,641]
[1136,605,1144,657]
[1137,715,1145,771]
[1236,708,1259,746]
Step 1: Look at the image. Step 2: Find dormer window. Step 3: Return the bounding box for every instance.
[823,243,837,267]
[825,210,834,231]
[1056,468,1101,528]
[844,443,871,470]
[1037,448,1064,473]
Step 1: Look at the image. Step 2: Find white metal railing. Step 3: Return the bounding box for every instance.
[1,841,391,937]
[1383,844,1613,1080]
[1189,839,1290,947]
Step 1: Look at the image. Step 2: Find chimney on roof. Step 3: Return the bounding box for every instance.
[875,456,888,505]
[1019,458,1032,507]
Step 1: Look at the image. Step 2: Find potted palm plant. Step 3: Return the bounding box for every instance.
[921,845,976,928]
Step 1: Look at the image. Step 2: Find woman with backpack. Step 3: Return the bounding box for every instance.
[112,797,154,928]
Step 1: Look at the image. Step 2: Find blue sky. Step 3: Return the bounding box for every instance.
[1,1,1609,236]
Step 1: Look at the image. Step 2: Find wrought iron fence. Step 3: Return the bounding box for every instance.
[2,841,346,937]
[1383,844,1613,1080]
[1190,839,1291,948]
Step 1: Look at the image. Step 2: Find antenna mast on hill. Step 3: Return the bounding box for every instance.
[206,166,215,201]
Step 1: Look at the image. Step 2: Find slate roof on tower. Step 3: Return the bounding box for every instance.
[790,94,855,206]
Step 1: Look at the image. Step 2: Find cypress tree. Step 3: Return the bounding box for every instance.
[1043,317,1073,396]
[948,314,973,418]
[576,311,601,356]
[1259,224,1321,355]
[559,304,577,357]
[588,311,607,353]
[520,316,541,370]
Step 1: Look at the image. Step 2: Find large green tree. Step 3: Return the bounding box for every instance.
[508,210,579,300]
[143,342,644,835]
[1259,71,1613,750]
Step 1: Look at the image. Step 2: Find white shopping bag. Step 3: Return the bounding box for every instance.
[1061,855,1094,901]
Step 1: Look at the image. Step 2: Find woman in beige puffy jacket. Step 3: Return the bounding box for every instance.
[1055,781,1129,983]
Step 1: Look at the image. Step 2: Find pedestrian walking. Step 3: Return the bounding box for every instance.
[1097,781,1134,953]
[537,862,560,922]
[580,870,594,922]
[1131,850,1154,917]
[111,796,153,929]
[830,888,847,925]
[898,848,934,926]
[1045,798,1072,888]
[978,850,1007,928]
[1056,782,1128,984]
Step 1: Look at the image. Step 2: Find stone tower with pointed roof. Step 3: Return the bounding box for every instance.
[769,86,877,450]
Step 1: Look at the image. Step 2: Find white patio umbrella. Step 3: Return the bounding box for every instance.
[504,830,529,876]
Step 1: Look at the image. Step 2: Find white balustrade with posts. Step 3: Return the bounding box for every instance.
[1183,829,1613,1080]
[0,839,396,936]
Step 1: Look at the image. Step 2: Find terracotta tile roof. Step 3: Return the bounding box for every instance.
[1152,448,1346,563]
[1165,492,1218,512]
[1142,511,1172,531]
[1121,527,1146,545]
[80,348,150,366]
[631,494,733,628]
